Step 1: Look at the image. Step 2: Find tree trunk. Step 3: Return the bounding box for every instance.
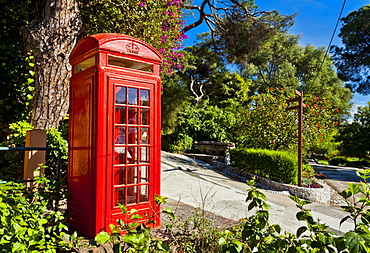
[21,0,82,129]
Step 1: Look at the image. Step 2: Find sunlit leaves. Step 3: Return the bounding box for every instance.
[236,88,340,152]
[331,5,370,95]
[80,0,187,76]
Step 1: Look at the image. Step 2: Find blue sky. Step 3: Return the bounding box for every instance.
[183,0,370,114]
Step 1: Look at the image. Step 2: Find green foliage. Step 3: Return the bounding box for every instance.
[230,148,298,184]
[80,0,186,76]
[164,207,227,252]
[0,121,33,180]
[337,169,370,251]
[235,88,341,154]
[165,100,237,147]
[336,102,370,158]
[161,72,192,135]
[328,156,370,168]
[0,121,68,182]
[331,4,370,95]
[195,0,296,65]
[94,203,170,252]
[0,0,35,142]
[45,127,68,182]
[162,133,193,154]
[328,157,349,166]
[241,32,352,114]
[82,169,370,252]
[0,175,72,252]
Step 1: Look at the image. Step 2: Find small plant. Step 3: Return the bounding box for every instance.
[94,200,170,252]
[0,174,73,252]
[163,207,226,252]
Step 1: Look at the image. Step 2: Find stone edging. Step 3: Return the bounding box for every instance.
[212,161,346,206]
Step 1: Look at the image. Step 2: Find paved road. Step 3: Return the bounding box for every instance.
[161,152,355,235]
[313,163,367,193]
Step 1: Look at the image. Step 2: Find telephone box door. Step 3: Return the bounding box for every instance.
[108,77,159,224]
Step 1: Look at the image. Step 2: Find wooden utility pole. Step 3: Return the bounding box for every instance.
[286,90,304,187]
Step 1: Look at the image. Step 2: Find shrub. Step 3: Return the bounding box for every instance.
[162,133,193,154]
[230,148,298,184]
[0,121,33,180]
[0,176,72,252]
[328,157,349,166]
[346,160,370,168]
[0,121,68,182]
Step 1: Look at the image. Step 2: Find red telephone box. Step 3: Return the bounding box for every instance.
[68,33,162,238]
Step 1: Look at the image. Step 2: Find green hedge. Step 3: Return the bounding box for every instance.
[230,148,298,184]
[328,156,370,168]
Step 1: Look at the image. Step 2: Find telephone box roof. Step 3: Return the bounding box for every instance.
[70,33,162,63]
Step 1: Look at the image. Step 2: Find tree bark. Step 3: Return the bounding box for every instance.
[21,0,82,129]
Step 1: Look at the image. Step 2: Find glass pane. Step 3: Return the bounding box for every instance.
[128,108,138,124]
[74,56,95,73]
[128,88,138,105]
[127,186,137,204]
[115,127,126,144]
[115,188,125,206]
[140,147,149,163]
[128,127,137,144]
[140,166,148,183]
[127,166,137,184]
[139,185,149,202]
[141,128,149,144]
[140,90,150,106]
[109,56,153,72]
[115,107,126,124]
[114,147,127,165]
[127,147,138,164]
[116,87,126,104]
[114,167,126,185]
[141,109,149,125]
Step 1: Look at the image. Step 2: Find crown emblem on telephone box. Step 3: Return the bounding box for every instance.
[126,42,139,54]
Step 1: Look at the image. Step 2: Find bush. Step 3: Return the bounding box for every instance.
[162,133,193,154]
[328,157,348,166]
[230,148,298,184]
[0,121,33,180]
[0,121,68,182]
[0,176,72,252]
[329,156,370,168]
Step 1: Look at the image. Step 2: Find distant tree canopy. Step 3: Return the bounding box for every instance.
[185,0,296,65]
[331,4,370,95]
[240,32,353,115]
[336,102,370,157]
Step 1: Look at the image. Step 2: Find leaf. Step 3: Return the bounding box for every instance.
[162,207,176,220]
[95,231,111,245]
[118,204,127,214]
[344,231,369,252]
[339,189,352,199]
[130,214,143,220]
[247,200,257,211]
[340,215,351,227]
[296,226,307,237]
[296,211,306,221]
[218,237,227,245]
[157,240,170,251]
[348,183,362,195]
